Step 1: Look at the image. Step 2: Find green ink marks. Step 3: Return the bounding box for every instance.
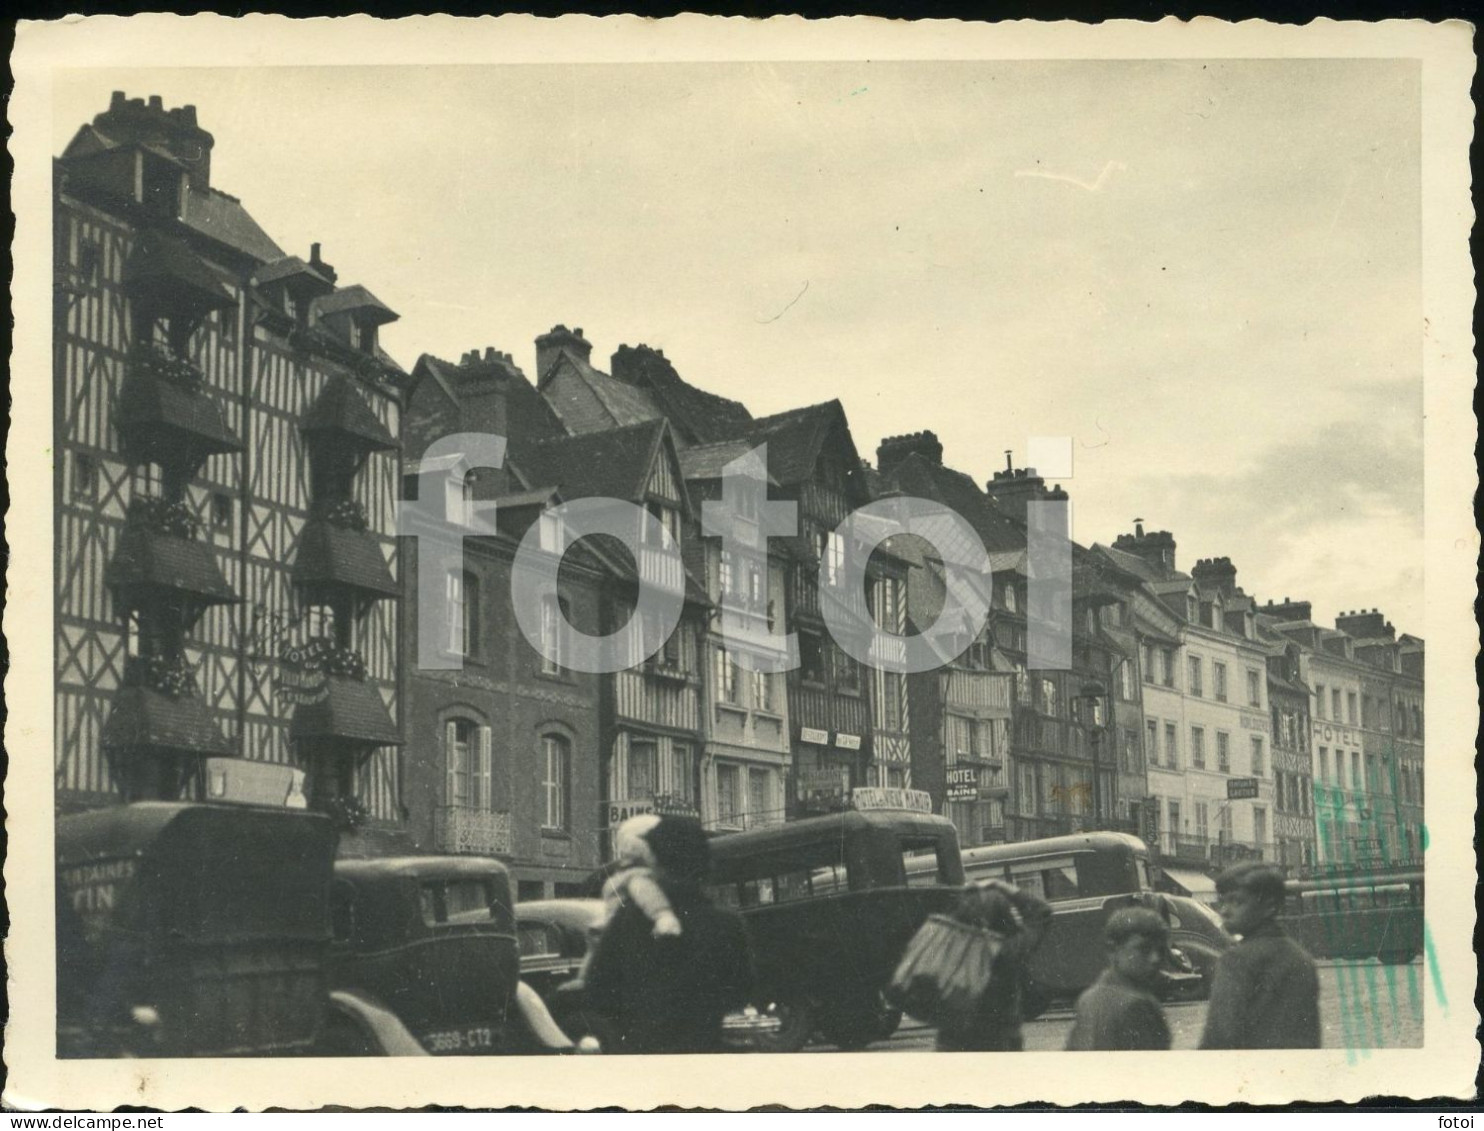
[850,87,868,97]
[1424,921,1448,1013]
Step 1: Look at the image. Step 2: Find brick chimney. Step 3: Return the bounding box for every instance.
[1192,556,1239,598]
[1263,596,1313,623]
[94,90,216,191]
[1111,520,1177,574]
[308,242,338,287]
[534,324,592,383]
[610,342,675,388]
[985,458,1067,526]
[1335,608,1395,640]
[876,431,944,475]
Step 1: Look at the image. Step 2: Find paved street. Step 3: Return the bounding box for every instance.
[808,960,1426,1052]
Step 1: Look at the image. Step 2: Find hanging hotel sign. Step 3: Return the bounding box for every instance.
[275,638,334,706]
[834,732,862,751]
[851,787,933,814]
[605,793,700,828]
[947,767,980,802]
[800,727,830,746]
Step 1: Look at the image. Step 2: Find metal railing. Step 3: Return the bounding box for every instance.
[434,805,512,856]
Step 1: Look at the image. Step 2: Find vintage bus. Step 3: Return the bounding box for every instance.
[1281,869,1423,964]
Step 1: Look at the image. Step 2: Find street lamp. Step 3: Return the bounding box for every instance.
[1073,681,1108,831]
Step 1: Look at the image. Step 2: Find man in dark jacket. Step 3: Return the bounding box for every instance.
[1200,861,1321,1049]
[583,816,755,1054]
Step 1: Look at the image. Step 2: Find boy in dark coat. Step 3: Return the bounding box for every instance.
[583,815,756,1054]
[1200,861,1320,1049]
[1066,907,1172,1050]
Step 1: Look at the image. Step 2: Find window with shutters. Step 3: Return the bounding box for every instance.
[748,768,769,826]
[752,667,773,713]
[668,744,693,804]
[1250,736,1264,777]
[1191,726,1205,770]
[1145,718,1159,768]
[628,739,658,800]
[542,735,569,830]
[717,763,741,825]
[1164,722,1178,770]
[445,717,492,809]
[715,646,740,704]
[540,596,566,675]
[1213,662,1227,702]
[1247,669,1262,708]
[1216,731,1230,773]
[446,570,466,656]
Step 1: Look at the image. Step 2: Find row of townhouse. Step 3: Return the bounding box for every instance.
[53,93,1424,898]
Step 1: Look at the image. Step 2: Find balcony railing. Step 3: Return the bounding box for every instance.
[1162,833,1269,866]
[126,495,200,540]
[123,653,200,698]
[434,806,512,856]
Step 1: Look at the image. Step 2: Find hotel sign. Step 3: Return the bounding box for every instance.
[852,787,933,814]
[835,732,862,751]
[800,727,830,746]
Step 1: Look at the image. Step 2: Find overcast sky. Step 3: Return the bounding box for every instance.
[56,60,1423,633]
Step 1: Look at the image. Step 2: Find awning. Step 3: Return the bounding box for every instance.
[106,526,239,606]
[299,374,397,451]
[122,228,236,314]
[102,687,235,756]
[1160,866,1219,900]
[117,368,242,458]
[291,677,402,745]
[292,521,399,600]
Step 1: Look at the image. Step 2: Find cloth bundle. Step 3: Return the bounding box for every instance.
[887,913,1006,1025]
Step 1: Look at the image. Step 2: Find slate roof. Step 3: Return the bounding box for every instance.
[417,354,566,446]
[116,370,242,456]
[882,452,1025,555]
[547,351,663,432]
[181,187,285,264]
[106,527,239,604]
[102,688,235,756]
[678,439,779,484]
[743,400,855,487]
[253,256,334,289]
[313,285,399,326]
[290,678,402,745]
[512,418,669,504]
[122,229,235,311]
[300,375,397,451]
[612,347,754,445]
[292,523,399,598]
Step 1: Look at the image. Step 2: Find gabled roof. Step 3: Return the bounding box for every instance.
[300,375,397,451]
[313,285,399,326]
[106,526,239,605]
[253,255,333,289]
[512,418,671,504]
[744,400,857,487]
[415,354,566,446]
[180,187,284,264]
[545,350,662,432]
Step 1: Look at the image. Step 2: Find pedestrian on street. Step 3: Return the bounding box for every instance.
[582,815,756,1054]
[1200,861,1320,1049]
[1065,907,1173,1050]
[934,879,1053,1052]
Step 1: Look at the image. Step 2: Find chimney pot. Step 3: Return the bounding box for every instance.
[111,90,127,108]
[148,94,163,111]
[310,242,322,264]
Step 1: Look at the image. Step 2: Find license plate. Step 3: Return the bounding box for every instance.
[422,1026,496,1054]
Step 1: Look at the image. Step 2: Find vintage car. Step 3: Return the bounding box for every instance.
[320,855,573,1055]
[56,801,340,1058]
[915,832,1232,1001]
[704,801,966,1051]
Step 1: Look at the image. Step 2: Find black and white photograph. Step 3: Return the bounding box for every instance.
[6,14,1477,1112]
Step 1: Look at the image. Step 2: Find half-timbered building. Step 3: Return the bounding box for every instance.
[54,93,405,848]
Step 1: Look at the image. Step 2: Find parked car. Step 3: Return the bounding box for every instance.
[321,856,573,1055]
[56,801,339,1058]
[515,897,779,1051]
[909,832,1231,1002]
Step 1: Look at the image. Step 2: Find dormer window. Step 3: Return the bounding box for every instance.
[446,472,474,527]
[357,322,377,354]
[139,151,184,220]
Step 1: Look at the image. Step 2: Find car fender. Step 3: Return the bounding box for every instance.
[326,988,428,1056]
[513,979,576,1052]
